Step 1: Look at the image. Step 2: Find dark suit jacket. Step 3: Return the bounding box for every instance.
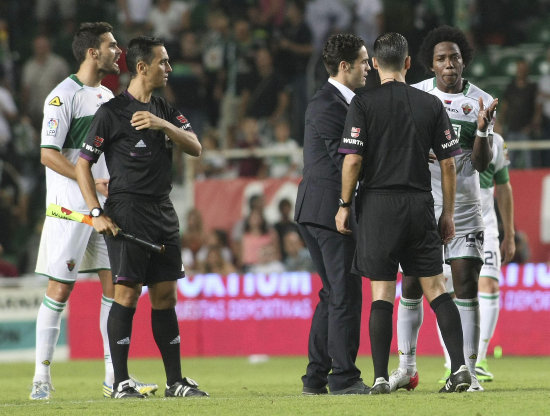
[295,82,354,231]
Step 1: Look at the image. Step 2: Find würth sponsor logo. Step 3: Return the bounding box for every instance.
[441,138,459,149]
[350,127,361,138]
[342,137,364,146]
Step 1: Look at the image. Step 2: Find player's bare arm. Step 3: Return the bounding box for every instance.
[471,97,498,172]
[42,147,111,196]
[335,153,362,235]
[438,156,456,244]
[495,181,516,263]
[130,110,202,156]
[75,157,119,236]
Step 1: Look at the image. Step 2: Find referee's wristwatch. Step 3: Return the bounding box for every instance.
[338,198,351,208]
[90,207,104,218]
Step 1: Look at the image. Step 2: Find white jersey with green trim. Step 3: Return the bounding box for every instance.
[412,78,494,205]
[40,74,114,212]
[479,132,509,237]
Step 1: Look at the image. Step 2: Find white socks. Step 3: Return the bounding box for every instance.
[100,295,114,386]
[397,297,423,373]
[33,296,65,383]
[455,297,480,374]
[478,292,499,362]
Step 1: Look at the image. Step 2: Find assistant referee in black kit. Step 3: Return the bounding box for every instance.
[335,32,472,394]
[76,36,208,399]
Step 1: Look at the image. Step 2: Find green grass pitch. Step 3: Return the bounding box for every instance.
[1,355,548,415]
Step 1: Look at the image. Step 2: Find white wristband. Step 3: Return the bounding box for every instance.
[476,129,488,137]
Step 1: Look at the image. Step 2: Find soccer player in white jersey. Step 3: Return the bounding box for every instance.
[432,131,516,383]
[30,22,156,400]
[475,131,515,380]
[389,25,497,393]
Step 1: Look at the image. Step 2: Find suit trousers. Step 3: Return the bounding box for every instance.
[298,223,363,391]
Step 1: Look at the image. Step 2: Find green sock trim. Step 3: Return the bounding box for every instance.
[43,296,67,313]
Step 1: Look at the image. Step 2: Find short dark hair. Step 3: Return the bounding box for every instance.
[374,32,408,71]
[418,25,474,74]
[126,36,165,77]
[322,33,365,77]
[72,22,113,64]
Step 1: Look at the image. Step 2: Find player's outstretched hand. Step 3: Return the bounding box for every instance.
[477,97,498,133]
[131,111,167,131]
[335,207,352,235]
[438,211,455,244]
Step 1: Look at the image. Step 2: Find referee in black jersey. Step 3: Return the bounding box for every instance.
[76,36,208,399]
[335,32,471,394]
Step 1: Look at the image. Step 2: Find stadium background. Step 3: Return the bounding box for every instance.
[0,0,549,361]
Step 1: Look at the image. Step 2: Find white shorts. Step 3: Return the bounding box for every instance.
[480,233,501,281]
[435,203,484,263]
[35,217,110,283]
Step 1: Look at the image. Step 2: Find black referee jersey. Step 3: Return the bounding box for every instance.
[80,92,193,199]
[338,81,461,192]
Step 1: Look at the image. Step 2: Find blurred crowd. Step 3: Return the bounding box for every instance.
[2,0,550,276]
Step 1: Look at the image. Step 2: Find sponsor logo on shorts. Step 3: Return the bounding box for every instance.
[46,118,59,136]
[66,259,75,271]
[351,127,361,138]
[462,103,473,115]
[48,96,63,106]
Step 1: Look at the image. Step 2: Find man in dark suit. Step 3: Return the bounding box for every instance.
[294,33,371,395]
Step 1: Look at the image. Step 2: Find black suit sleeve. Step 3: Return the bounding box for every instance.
[314,98,348,171]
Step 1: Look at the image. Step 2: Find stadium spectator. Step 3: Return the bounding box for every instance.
[181,208,207,273]
[116,0,153,42]
[283,230,314,272]
[273,0,313,143]
[305,0,352,51]
[218,18,257,147]
[268,118,302,178]
[0,66,17,156]
[198,245,237,275]
[500,59,539,168]
[0,243,18,277]
[536,48,550,167]
[201,10,231,128]
[273,198,299,260]
[238,209,279,272]
[165,30,206,139]
[75,35,207,399]
[233,117,268,178]
[194,128,229,180]
[146,0,191,55]
[241,47,290,141]
[196,228,233,267]
[231,193,265,254]
[20,35,69,130]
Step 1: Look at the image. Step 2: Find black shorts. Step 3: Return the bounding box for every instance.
[354,190,443,281]
[104,196,183,286]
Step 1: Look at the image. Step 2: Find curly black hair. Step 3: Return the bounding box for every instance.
[322,33,365,77]
[417,25,474,74]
